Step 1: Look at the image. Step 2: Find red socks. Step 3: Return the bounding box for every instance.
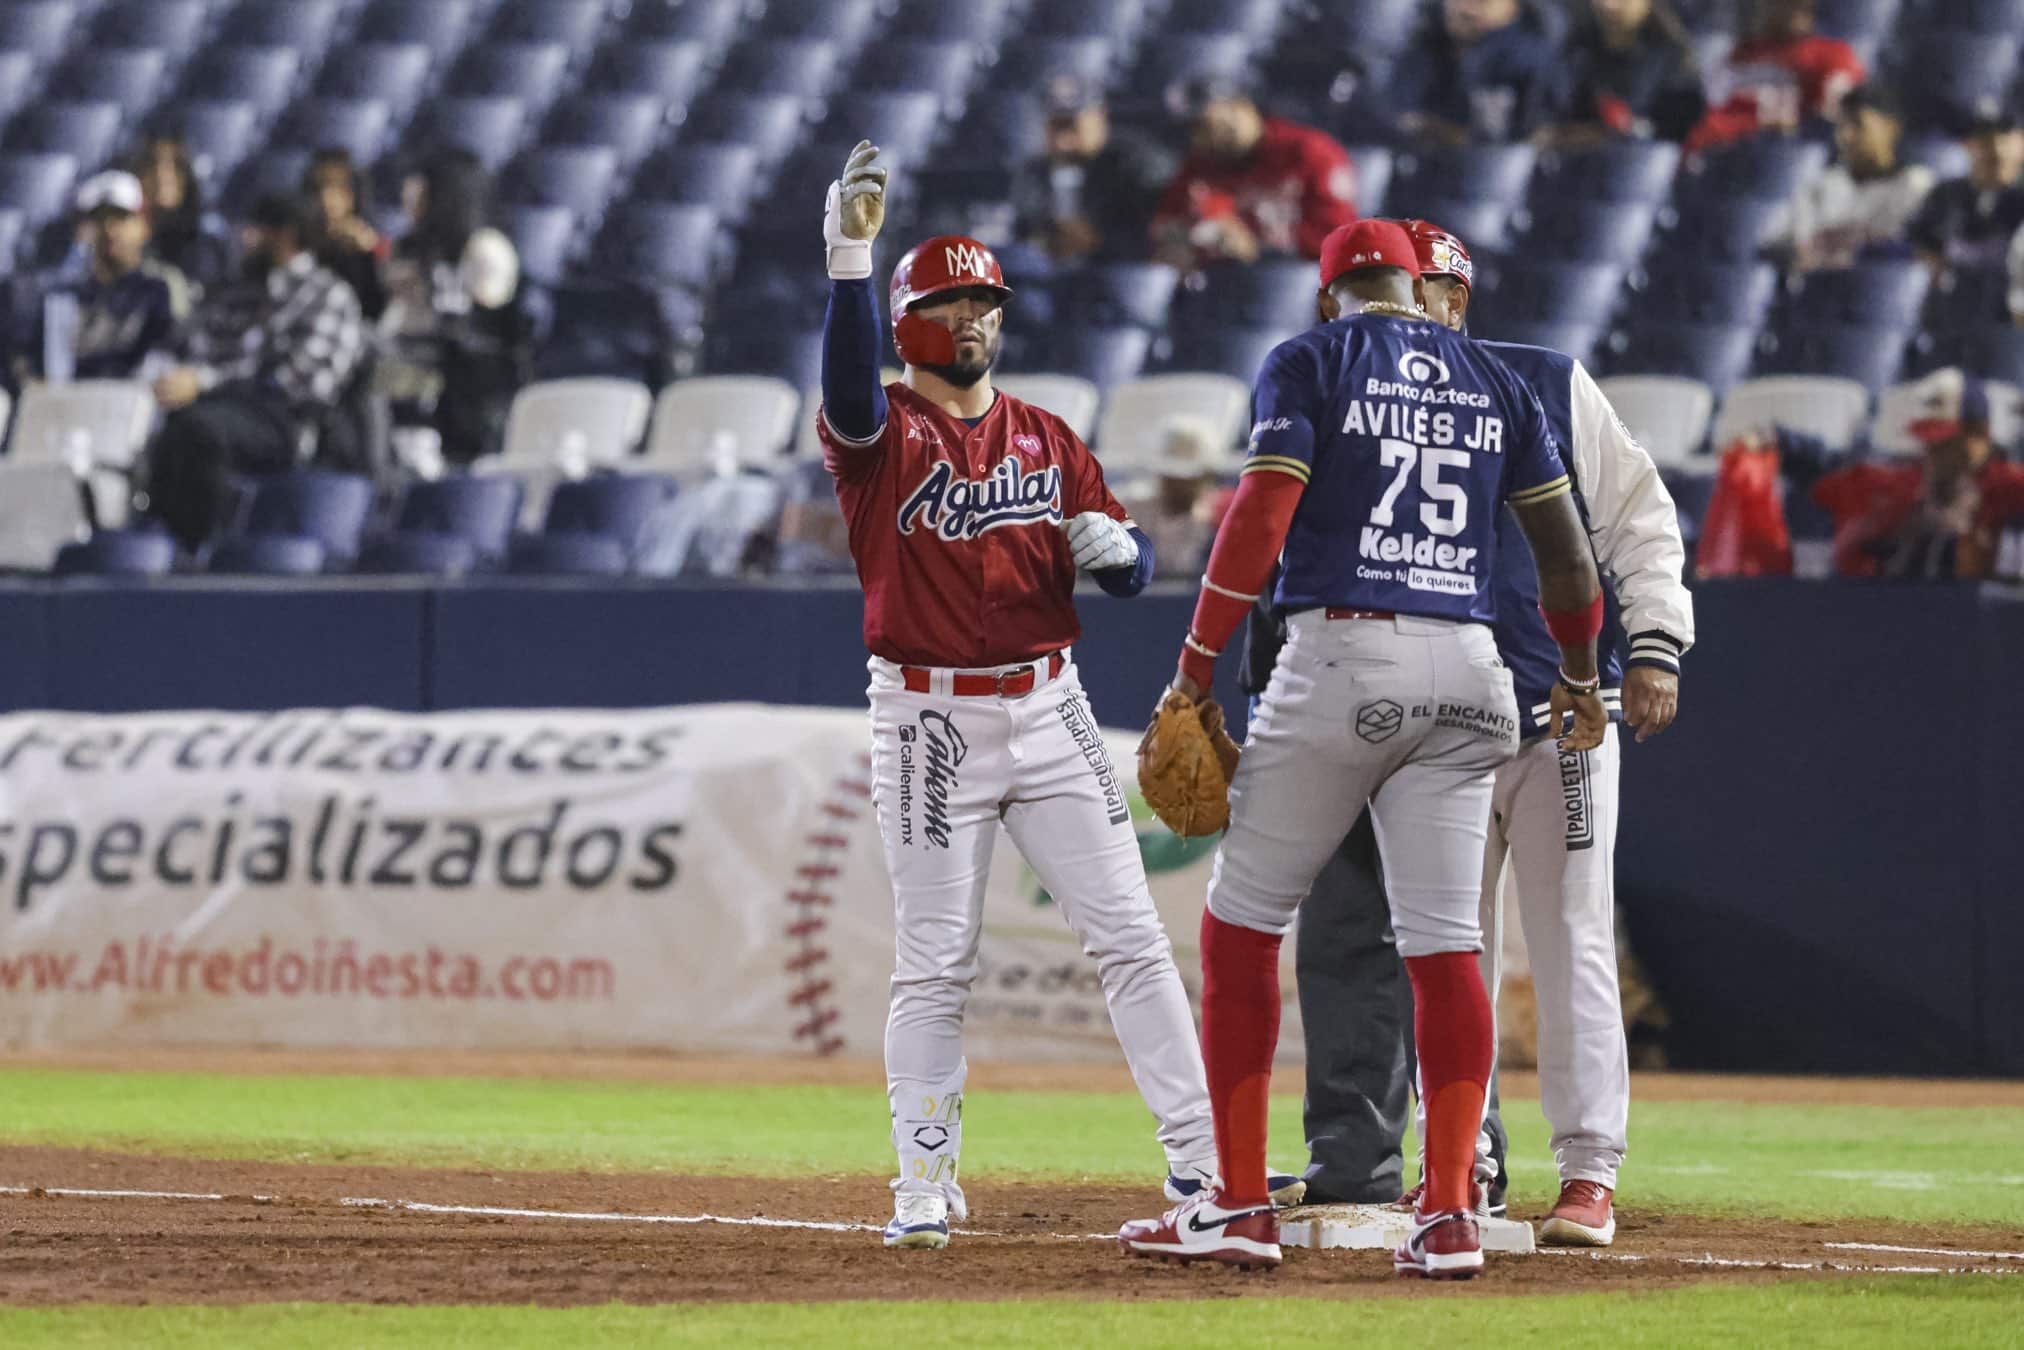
[1199,911,1282,1207]
[1405,951,1494,1215]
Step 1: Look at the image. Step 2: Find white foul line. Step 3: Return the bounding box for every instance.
[1826,1242,2024,1260]
[0,1185,274,1203]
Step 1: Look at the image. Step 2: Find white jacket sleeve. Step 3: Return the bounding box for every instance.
[1567,360,1695,672]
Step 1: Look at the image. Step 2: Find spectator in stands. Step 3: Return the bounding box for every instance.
[143,192,364,550]
[1543,0,1706,146]
[134,134,225,304]
[3,172,177,392]
[383,150,531,463]
[1912,111,2024,279]
[1121,415,1233,580]
[1766,85,1931,271]
[1150,80,1358,267]
[304,149,389,322]
[1012,76,1176,264]
[1387,0,1560,145]
[1686,0,1864,152]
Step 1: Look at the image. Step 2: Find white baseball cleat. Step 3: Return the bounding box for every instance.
[1118,1188,1282,1269]
[883,1185,953,1249]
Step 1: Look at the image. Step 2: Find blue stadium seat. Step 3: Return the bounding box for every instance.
[0,1,79,62]
[596,204,721,291]
[1167,0,1282,37]
[1276,0,1422,55]
[357,0,477,58]
[1890,34,2021,134]
[641,143,762,221]
[1908,324,2024,383]
[1779,262,1930,329]
[356,532,480,577]
[184,46,302,116]
[451,43,573,118]
[224,148,311,217]
[1178,261,1319,331]
[954,94,1047,164]
[160,100,261,182]
[1347,145,1392,216]
[53,48,169,120]
[1756,321,1909,392]
[1917,263,2010,332]
[419,97,529,172]
[1894,0,2024,33]
[717,38,840,98]
[1682,137,1830,201]
[764,0,878,50]
[225,0,342,54]
[1056,262,1182,329]
[489,0,608,48]
[543,472,680,556]
[396,475,524,564]
[241,471,376,566]
[862,40,980,108]
[622,0,749,47]
[1009,328,1150,392]
[282,98,393,164]
[538,280,681,385]
[544,96,668,169]
[1399,197,1512,253]
[208,534,328,576]
[1389,144,1538,214]
[1530,141,1680,206]
[1634,260,1780,326]
[1649,196,1784,262]
[0,51,33,125]
[706,327,825,389]
[1604,321,1758,394]
[1028,0,1146,43]
[890,0,1016,42]
[994,37,1116,91]
[1151,327,1279,383]
[1509,200,1658,267]
[54,529,177,577]
[500,203,575,284]
[1475,260,1626,328]
[591,41,710,105]
[316,45,434,125]
[503,146,621,217]
[1482,319,1607,366]
[1122,33,1256,105]
[0,153,78,229]
[0,207,24,264]
[1814,0,1900,42]
[683,94,809,172]
[91,0,208,61]
[5,103,123,172]
[508,532,629,575]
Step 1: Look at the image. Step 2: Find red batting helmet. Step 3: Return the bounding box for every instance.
[1397,218,1474,291]
[889,235,1013,367]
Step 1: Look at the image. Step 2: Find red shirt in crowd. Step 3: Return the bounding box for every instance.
[1811,458,2024,577]
[1686,35,1865,152]
[820,382,1131,668]
[1150,117,1359,260]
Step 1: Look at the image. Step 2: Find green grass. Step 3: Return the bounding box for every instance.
[2,1067,2020,1226]
[2,1282,2020,1349]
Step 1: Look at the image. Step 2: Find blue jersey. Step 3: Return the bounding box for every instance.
[1480,342,1627,737]
[1246,312,1571,624]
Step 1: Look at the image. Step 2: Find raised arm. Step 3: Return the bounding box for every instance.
[820,141,890,468]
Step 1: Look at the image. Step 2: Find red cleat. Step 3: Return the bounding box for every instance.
[1392,1208,1484,1280]
[1118,1189,1282,1270]
[1540,1180,1616,1247]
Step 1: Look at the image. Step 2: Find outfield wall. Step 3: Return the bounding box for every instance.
[0,578,2015,1075]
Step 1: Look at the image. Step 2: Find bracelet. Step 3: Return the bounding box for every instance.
[1556,667,1601,696]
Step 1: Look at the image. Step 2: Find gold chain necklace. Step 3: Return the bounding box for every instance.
[1357,302,1427,321]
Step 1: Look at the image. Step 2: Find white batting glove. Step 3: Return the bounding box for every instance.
[824,140,886,279]
[1064,511,1139,572]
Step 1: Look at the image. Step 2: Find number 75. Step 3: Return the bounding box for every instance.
[1371,438,1470,537]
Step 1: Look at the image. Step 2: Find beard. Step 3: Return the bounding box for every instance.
[920,330,1001,389]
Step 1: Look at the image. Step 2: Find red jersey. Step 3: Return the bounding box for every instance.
[819,382,1131,668]
[1686,36,1865,152]
[1151,117,1358,260]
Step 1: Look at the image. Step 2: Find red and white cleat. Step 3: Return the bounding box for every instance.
[1540,1180,1616,1247]
[1118,1189,1282,1270]
[1392,1208,1484,1280]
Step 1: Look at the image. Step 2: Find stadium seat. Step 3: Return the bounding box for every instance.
[595,203,722,292]
[282,98,393,165]
[623,0,749,46]
[1389,144,1538,214]
[1287,0,1425,54]
[544,96,669,170]
[816,92,943,169]
[1634,260,1780,327]
[1530,140,1680,206]
[356,532,481,577]
[0,207,22,266]
[209,534,327,576]
[157,101,261,183]
[1026,0,1145,41]
[357,0,477,58]
[451,43,573,119]
[1484,320,1607,366]
[500,203,575,285]
[1714,375,1872,450]
[542,472,681,558]
[1398,196,1511,253]
[1015,325,1153,391]
[8,379,154,474]
[0,51,33,125]
[224,148,312,219]
[890,0,1017,42]
[993,37,1117,90]
[1904,134,1972,181]
[0,0,78,63]
[508,531,630,575]
[1177,261,1321,332]
[1920,263,2015,333]
[1815,0,1900,42]
[183,46,302,116]
[5,104,124,173]
[1346,145,1392,216]
[54,528,177,577]
[1755,322,1909,393]
[0,153,79,229]
[1681,137,1829,201]
[645,375,802,470]
[1594,375,1716,466]
[489,0,607,48]
[718,38,841,98]
[1150,327,1280,384]
[536,280,681,387]
[683,94,810,172]
[1780,262,1930,329]
[1604,321,1759,395]
[641,143,762,221]
[240,471,376,567]
[993,374,1101,441]
[1890,34,2020,134]
[591,41,711,105]
[706,327,826,390]
[1906,323,2024,384]
[394,475,525,564]
[316,45,434,126]
[1096,373,1249,469]
[418,97,529,172]
[91,0,208,61]
[765,0,879,48]
[864,40,980,108]
[225,0,342,54]
[503,146,621,217]
[1510,200,1658,267]
[1167,0,1282,39]
[0,461,88,570]
[1121,34,1257,106]
[1476,260,1626,328]
[503,378,654,465]
[1055,263,1182,329]
[1649,196,1784,262]
[52,48,168,121]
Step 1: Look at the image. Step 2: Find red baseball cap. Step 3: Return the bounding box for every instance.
[1319,220,1420,290]
[1398,218,1475,290]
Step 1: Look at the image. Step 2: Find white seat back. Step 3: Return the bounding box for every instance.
[9,379,154,469]
[1871,377,2024,456]
[1594,375,1715,469]
[1712,375,1869,453]
[502,377,652,466]
[994,374,1100,441]
[1094,373,1249,469]
[0,462,89,569]
[645,375,801,470]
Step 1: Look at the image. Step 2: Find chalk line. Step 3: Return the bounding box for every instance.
[1826,1241,2024,1260]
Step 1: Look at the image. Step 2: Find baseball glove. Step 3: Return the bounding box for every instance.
[1136,689,1242,837]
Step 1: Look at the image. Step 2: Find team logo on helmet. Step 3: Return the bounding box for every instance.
[1426,234,1474,286]
[943,242,992,278]
[1398,351,1451,386]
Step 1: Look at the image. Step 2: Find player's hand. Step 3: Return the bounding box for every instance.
[1063,511,1138,572]
[1548,681,1608,753]
[1170,672,1206,703]
[1620,666,1679,744]
[835,140,886,241]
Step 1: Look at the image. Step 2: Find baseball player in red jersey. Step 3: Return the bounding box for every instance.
[817,141,1285,1250]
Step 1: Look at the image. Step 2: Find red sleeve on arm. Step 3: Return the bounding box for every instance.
[1064,428,1129,521]
[1293,134,1359,258]
[1179,470,1305,689]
